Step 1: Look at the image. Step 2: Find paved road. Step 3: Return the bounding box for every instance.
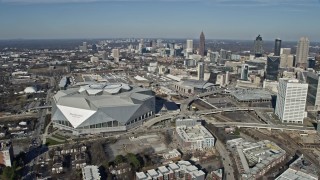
[143,106,273,128]
[23,77,55,180]
[215,140,236,180]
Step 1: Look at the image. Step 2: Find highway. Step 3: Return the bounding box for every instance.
[143,106,273,128]
[211,122,316,132]
[179,90,223,112]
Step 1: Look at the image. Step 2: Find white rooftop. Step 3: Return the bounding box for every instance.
[82,165,100,180]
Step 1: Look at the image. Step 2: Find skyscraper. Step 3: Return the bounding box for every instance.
[274,38,281,56]
[186,40,193,53]
[280,48,291,55]
[220,49,227,59]
[112,49,120,63]
[79,42,88,52]
[197,62,204,81]
[280,54,294,68]
[295,37,310,69]
[306,72,320,110]
[275,78,308,124]
[254,35,263,57]
[138,39,144,53]
[240,64,249,81]
[199,31,205,57]
[266,56,280,81]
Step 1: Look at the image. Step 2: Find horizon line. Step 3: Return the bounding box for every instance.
[1,37,318,43]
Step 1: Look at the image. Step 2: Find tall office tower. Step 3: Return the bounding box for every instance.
[157,39,163,48]
[226,51,232,60]
[274,38,282,56]
[306,72,320,110]
[151,40,156,49]
[254,35,264,57]
[197,62,204,81]
[280,48,291,55]
[83,42,87,48]
[275,78,308,124]
[295,37,310,69]
[138,39,144,53]
[112,49,120,63]
[220,49,227,59]
[308,58,316,69]
[225,71,230,85]
[266,56,280,81]
[186,40,193,53]
[316,53,320,63]
[79,42,88,52]
[280,54,294,68]
[199,31,205,57]
[240,64,249,81]
[92,44,98,53]
[209,52,219,64]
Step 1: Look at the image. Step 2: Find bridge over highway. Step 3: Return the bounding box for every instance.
[211,122,316,133]
[179,90,223,112]
[28,105,52,111]
[142,106,273,128]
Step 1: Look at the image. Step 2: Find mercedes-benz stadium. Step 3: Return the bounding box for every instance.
[51,83,155,135]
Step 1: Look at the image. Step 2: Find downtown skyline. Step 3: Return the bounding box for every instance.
[0,0,319,41]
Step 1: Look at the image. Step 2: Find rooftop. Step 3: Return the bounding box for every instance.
[82,165,101,180]
[176,124,214,142]
[229,88,273,101]
[176,80,216,89]
[227,138,286,178]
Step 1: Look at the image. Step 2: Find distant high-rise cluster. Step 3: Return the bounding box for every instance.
[295,37,310,69]
[199,31,205,57]
[253,35,263,57]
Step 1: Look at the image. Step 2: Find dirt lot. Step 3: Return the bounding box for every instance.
[105,133,168,160]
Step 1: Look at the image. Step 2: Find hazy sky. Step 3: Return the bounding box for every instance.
[0,0,319,41]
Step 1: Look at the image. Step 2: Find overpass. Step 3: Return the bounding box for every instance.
[142,106,273,128]
[211,122,316,133]
[28,105,52,111]
[142,112,179,128]
[179,90,223,112]
[197,107,274,115]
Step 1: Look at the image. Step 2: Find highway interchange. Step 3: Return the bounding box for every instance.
[23,83,319,179]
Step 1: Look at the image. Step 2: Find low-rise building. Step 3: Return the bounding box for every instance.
[174,80,217,95]
[226,138,286,179]
[276,154,318,180]
[162,149,181,161]
[82,165,101,180]
[228,88,273,103]
[175,119,215,151]
[136,161,205,180]
[0,142,14,167]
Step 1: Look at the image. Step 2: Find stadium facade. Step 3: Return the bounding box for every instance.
[51,83,155,135]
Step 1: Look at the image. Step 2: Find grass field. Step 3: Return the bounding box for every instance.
[46,138,64,146]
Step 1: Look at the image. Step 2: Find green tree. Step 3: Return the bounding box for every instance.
[1,166,16,180]
[114,155,126,165]
[126,153,141,170]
